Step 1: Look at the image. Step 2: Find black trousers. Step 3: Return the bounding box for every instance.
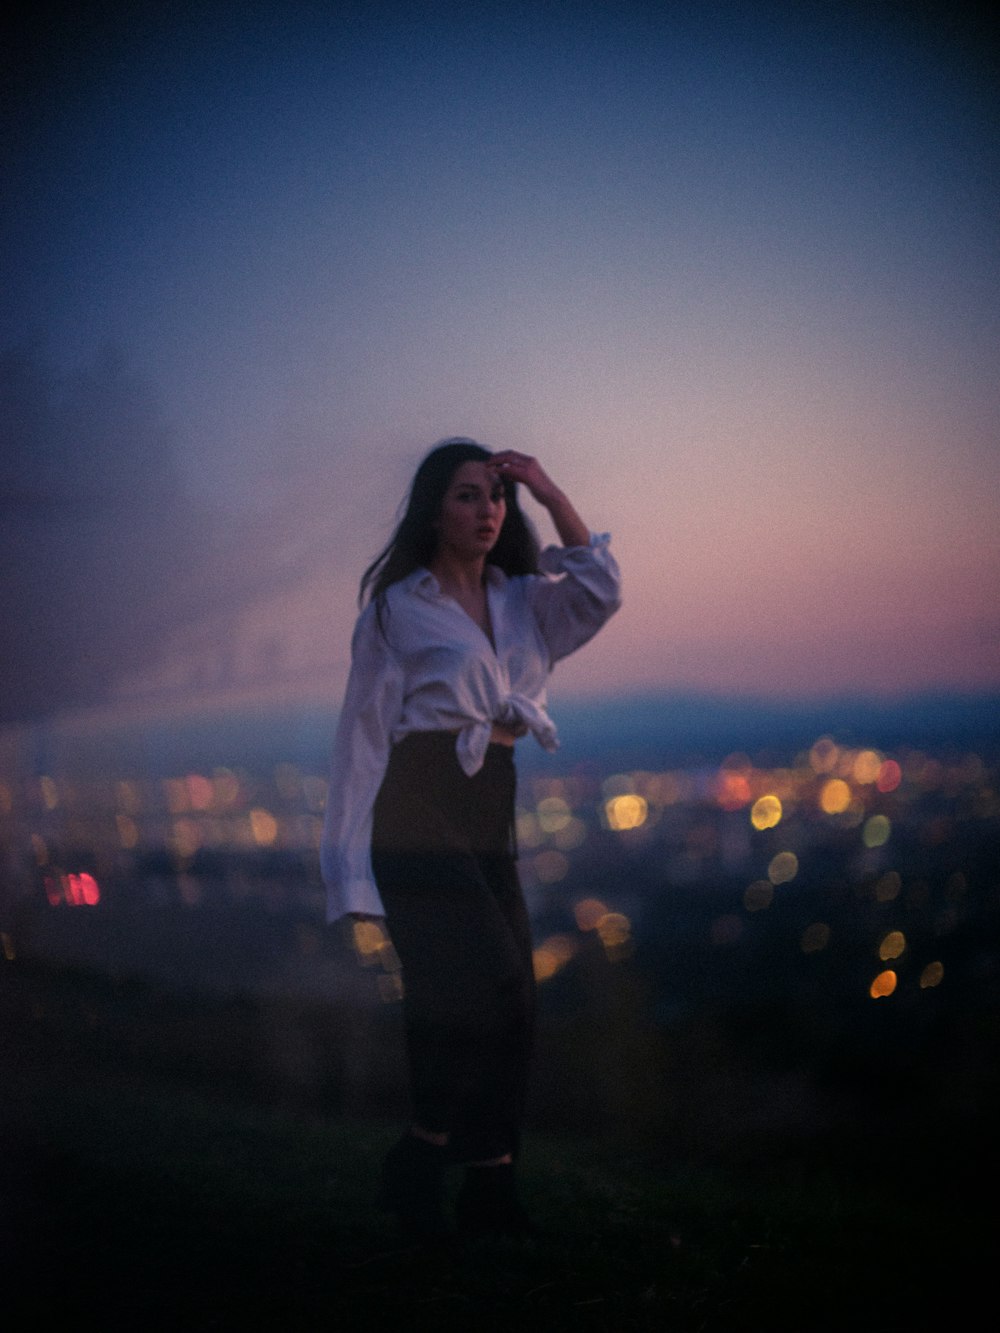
[371,731,535,1161]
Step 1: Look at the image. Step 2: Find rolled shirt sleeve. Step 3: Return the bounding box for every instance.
[526,532,622,665]
[320,606,404,922]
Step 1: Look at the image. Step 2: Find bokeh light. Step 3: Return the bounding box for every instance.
[863,815,891,848]
[920,961,944,989]
[878,930,907,961]
[750,794,783,830]
[605,793,648,831]
[768,851,799,884]
[870,969,898,998]
[820,779,852,815]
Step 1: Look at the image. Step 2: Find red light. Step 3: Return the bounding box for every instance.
[46,872,101,906]
[876,760,902,793]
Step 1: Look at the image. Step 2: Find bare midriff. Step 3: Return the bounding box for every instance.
[443,723,520,747]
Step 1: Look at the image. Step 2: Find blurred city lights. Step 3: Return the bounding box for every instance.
[249,808,279,846]
[767,851,799,884]
[920,961,944,989]
[876,759,902,793]
[870,969,898,998]
[2,726,992,1026]
[597,911,633,960]
[605,793,648,831]
[878,930,906,961]
[863,814,891,848]
[853,750,883,784]
[533,933,578,981]
[43,871,101,907]
[750,794,783,830]
[820,778,852,815]
[536,796,572,833]
[573,897,609,930]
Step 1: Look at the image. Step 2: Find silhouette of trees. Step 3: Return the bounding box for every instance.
[1,340,211,723]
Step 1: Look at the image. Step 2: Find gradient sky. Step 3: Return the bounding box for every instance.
[4,1,998,700]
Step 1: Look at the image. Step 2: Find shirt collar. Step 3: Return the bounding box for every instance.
[408,564,507,599]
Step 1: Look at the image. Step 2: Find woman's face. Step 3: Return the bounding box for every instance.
[434,460,507,562]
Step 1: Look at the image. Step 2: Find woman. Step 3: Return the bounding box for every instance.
[321,439,620,1241]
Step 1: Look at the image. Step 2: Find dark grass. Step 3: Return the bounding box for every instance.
[1,959,991,1330]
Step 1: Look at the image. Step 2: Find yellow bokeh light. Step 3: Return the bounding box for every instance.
[750,794,783,830]
[352,918,387,963]
[879,930,906,961]
[801,922,831,953]
[819,779,852,815]
[532,933,577,981]
[853,750,883,784]
[863,815,891,848]
[515,810,544,848]
[536,796,572,833]
[249,808,279,846]
[920,961,944,989]
[743,880,774,912]
[40,776,59,810]
[172,818,201,860]
[605,793,648,831]
[768,851,799,885]
[596,912,631,947]
[869,969,897,998]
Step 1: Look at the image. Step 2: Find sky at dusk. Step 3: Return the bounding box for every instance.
[4,1,998,704]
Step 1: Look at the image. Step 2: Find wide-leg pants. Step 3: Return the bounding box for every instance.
[371,731,535,1162]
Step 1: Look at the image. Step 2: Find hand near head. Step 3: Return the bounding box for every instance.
[489,450,590,549]
[488,451,560,507]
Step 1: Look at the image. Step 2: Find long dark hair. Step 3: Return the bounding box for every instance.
[360,439,540,611]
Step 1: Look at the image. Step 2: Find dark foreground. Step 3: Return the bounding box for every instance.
[2,957,992,1331]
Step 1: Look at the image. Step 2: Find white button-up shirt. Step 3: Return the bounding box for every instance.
[320,533,621,921]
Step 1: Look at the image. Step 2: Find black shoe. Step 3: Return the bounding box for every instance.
[455,1163,536,1240]
[379,1134,451,1242]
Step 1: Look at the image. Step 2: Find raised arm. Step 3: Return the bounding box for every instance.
[489,450,590,549]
